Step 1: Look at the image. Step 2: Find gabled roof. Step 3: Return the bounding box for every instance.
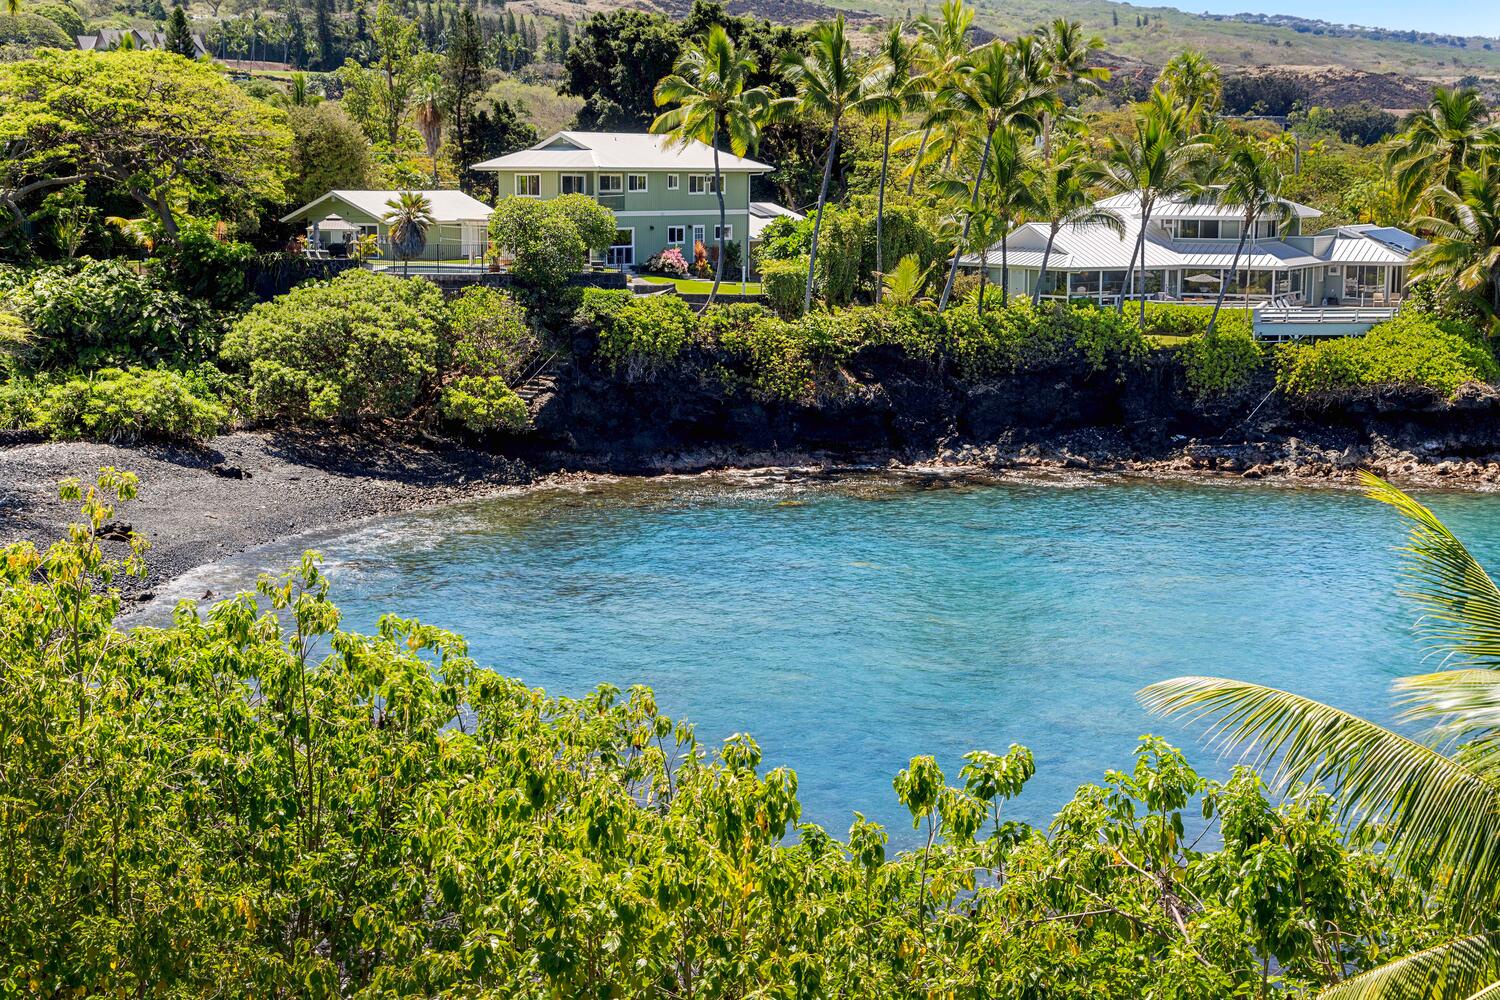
[280,189,493,225]
[748,201,803,238]
[471,132,773,173]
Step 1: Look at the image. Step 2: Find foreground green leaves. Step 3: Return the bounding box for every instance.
[0,471,1456,996]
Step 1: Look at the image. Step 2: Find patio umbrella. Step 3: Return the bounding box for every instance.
[1185,273,1221,285]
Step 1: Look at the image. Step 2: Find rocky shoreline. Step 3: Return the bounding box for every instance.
[5,412,1499,607]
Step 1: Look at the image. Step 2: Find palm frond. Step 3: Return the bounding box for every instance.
[1319,933,1500,1000]
[1138,675,1500,919]
[1362,472,1500,668]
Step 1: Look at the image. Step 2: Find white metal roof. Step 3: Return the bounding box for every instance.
[281,190,494,225]
[960,201,1421,272]
[1096,190,1323,220]
[471,132,773,173]
[748,201,804,239]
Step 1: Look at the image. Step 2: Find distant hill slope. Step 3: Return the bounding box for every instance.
[512,0,1500,102]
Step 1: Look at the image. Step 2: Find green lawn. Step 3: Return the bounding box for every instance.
[639,276,763,295]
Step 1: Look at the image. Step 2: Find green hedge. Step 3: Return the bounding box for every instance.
[1141,302,1252,339]
[1277,313,1499,397]
[578,289,696,379]
[1179,329,1264,399]
[31,367,229,443]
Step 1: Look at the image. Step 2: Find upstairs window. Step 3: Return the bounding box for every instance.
[667,174,680,190]
[515,174,540,197]
[1255,220,1279,239]
[628,174,648,193]
[561,174,588,195]
[689,175,720,195]
[598,174,624,195]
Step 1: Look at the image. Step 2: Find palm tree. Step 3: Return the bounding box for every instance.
[975,124,1038,309]
[1388,87,1499,215]
[904,0,974,197]
[1141,473,1500,999]
[934,41,1048,312]
[1102,88,1206,324]
[413,79,444,187]
[653,25,776,308]
[1206,139,1290,335]
[4,0,20,15]
[881,253,932,306]
[857,21,924,303]
[383,190,434,276]
[1411,167,1500,324]
[1029,139,1124,306]
[780,13,864,314]
[1154,50,1221,131]
[1033,18,1108,152]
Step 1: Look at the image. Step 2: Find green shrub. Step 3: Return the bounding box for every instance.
[0,372,52,430]
[1277,313,1499,397]
[29,2,84,40]
[150,220,258,311]
[0,310,30,374]
[816,208,864,306]
[581,290,695,378]
[715,313,813,401]
[221,270,446,423]
[0,12,71,52]
[447,286,537,383]
[4,259,215,370]
[1143,302,1252,340]
[1180,329,1264,399]
[760,257,808,319]
[941,301,1145,378]
[1052,304,1149,373]
[32,367,228,442]
[439,375,529,433]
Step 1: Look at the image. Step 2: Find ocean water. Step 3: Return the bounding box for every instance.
[155,471,1500,842]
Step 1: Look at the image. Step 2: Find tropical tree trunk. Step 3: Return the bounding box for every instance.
[1137,211,1150,327]
[1000,223,1009,307]
[708,134,726,310]
[1207,224,1250,337]
[1033,225,1058,307]
[1117,202,1145,315]
[938,126,995,313]
[804,116,841,315]
[905,125,931,196]
[875,116,891,304]
[977,247,988,314]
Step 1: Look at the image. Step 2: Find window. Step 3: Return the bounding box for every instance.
[598,174,623,195]
[1220,220,1241,240]
[606,228,634,267]
[689,174,719,195]
[713,225,733,241]
[1255,220,1279,239]
[627,174,648,193]
[1177,220,1220,239]
[515,174,540,197]
[561,174,588,195]
[667,174,680,191]
[667,225,685,244]
[1199,220,1220,239]
[692,224,705,245]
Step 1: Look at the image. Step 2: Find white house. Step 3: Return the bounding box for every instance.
[961,191,1423,327]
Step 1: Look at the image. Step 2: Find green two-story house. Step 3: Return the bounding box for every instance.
[472,132,775,278]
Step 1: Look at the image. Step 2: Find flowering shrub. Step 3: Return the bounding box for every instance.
[645,247,689,277]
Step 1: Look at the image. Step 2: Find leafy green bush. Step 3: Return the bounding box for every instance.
[0,475,1452,997]
[760,257,808,319]
[0,310,30,374]
[944,301,1146,378]
[3,259,215,370]
[150,220,258,311]
[0,12,71,52]
[1277,314,1499,397]
[439,374,528,433]
[1143,302,1252,340]
[1180,329,1264,399]
[816,208,864,306]
[580,289,696,378]
[29,2,84,39]
[489,196,613,298]
[32,367,228,442]
[221,270,447,423]
[446,286,537,383]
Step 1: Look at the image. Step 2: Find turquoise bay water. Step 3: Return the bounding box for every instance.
[168,472,1500,841]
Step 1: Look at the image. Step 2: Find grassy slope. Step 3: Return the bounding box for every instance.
[837,0,1500,81]
[482,77,584,136]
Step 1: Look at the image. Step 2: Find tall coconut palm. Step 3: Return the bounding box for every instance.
[1411,167,1500,324]
[1033,18,1108,152]
[653,25,776,308]
[781,13,864,314]
[383,190,434,276]
[974,124,1039,308]
[1029,139,1124,306]
[1102,88,1206,323]
[1206,139,1291,335]
[1154,49,1221,131]
[856,21,924,302]
[1141,473,1500,999]
[413,79,444,187]
[904,0,974,197]
[934,41,1048,312]
[1388,88,1499,215]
